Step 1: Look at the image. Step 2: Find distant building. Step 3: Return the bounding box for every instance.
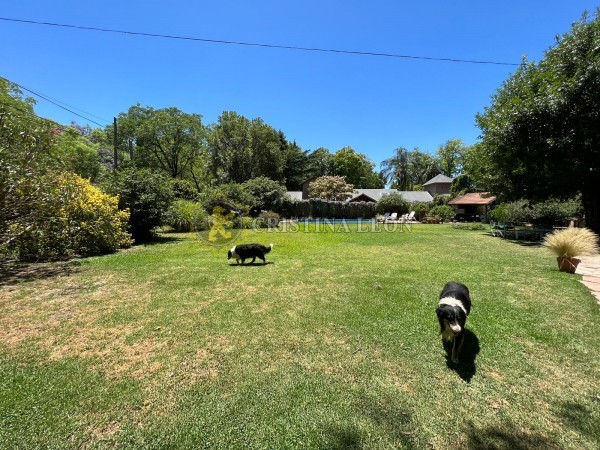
[448,192,497,222]
[287,182,433,203]
[423,174,453,196]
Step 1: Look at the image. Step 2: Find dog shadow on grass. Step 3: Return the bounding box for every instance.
[443,329,480,383]
[228,261,275,267]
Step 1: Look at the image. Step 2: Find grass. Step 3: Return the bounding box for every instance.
[0,224,599,449]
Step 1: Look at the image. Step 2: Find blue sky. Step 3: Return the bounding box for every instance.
[1,1,598,166]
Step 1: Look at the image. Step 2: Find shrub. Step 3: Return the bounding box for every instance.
[276,198,376,219]
[452,222,486,231]
[163,199,208,232]
[8,172,132,260]
[201,184,255,215]
[242,177,288,212]
[533,197,583,226]
[171,178,199,200]
[255,211,280,228]
[376,193,410,215]
[429,205,456,222]
[542,227,599,258]
[104,168,173,242]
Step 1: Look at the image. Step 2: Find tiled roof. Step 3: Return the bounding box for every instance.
[448,192,496,205]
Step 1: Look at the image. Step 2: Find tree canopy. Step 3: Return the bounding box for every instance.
[476,11,600,233]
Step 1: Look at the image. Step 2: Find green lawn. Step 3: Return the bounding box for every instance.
[1,225,598,449]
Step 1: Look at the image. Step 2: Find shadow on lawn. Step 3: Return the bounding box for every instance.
[466,422,556,450]
[228,262,275,267]
[323,393,415,449]
[443,329,480,383]
[137,235,185,246]
[553,400,600,442]
[0,260,81,286]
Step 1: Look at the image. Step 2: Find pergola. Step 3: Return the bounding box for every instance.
[448,192,497,222]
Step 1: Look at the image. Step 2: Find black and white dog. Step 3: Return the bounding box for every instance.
[228,243,273,264]
[436,282,471,364]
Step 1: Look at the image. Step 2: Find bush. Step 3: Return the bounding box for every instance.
[533,197,583,226]
[429,205,456,222]
[490,197,582,226]
[104,168,173,242]
[242,177,288,212]
[376,193,410,215]
[171,178,199,200]
[255,211,280,228]
[201,184,255,215]
[8,172,132,260]
[452,222,486,231]
[163,199,208,232]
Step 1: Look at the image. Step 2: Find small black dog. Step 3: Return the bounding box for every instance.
[436,281,471,364]
[228,243,273,264]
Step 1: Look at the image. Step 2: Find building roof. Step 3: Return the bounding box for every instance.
[448,192,496,205]
[397,191,434,203]
[286,189,434,203]
[349,189,398,202]
[423,174,453,186]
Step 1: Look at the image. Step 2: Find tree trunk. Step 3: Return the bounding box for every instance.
[582,191,600,237]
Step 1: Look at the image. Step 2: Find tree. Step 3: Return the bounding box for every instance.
[103,168,174,242]
[306,147,334,180]
[281,135,309,190]
[308,176,355,201]
[0,79,58,255]
[381,147,440,190]
[207,111,285,183]
[437,139,466,177]
[406,149,441,188]
[332,146,383,188]
[476,12,600,234]
[52,126,102,181]
[381,147,410,190]
[117,104,208,179]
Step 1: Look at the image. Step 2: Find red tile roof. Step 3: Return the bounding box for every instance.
[448,192,496,205]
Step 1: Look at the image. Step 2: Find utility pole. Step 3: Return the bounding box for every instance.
[113,117,118,172]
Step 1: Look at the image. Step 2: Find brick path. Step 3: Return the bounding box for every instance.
[576,255,600,305]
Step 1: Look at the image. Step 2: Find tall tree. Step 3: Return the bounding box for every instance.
[0,79,58,252]
[476,12,600,233]
[280,133,309,190]
[381,147,440,190]
[306,147,334,180]
[436,139,466,177]
[207,111,285,183]
[406,149,441,187]
[117,104,207,179]
[332,146,383,188]
[381,147,410,190]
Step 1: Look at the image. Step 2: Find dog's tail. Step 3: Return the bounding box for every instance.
[265,243,274,254]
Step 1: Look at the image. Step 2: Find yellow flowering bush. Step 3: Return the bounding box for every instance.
[10,172,132,260]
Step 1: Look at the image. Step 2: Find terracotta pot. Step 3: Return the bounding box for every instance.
[556,256,581,273]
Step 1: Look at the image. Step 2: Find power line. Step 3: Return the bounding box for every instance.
[25,91,111,124]
[1,76,108,127]
[0,16,521,67]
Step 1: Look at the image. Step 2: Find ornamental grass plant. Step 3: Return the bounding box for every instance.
[542,226,599,258]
